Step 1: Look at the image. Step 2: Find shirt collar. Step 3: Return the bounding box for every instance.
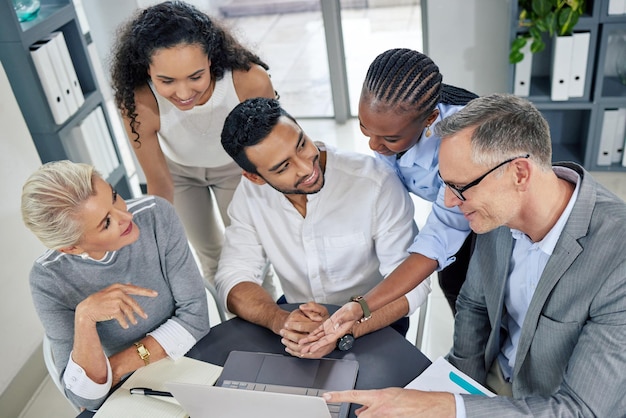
[510,166,580,255]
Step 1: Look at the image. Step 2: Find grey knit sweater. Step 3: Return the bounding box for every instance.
[29,196,209,409]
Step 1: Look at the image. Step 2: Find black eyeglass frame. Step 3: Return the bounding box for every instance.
[439,154,530,201]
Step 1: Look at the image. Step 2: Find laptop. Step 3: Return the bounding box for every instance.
[167,382,333,418]
[170,351,359,418]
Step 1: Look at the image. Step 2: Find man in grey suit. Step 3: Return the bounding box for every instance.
[322,94,626,417]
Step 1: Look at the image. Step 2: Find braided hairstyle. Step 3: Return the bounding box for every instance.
[110,0,269,146]
[362,48,477,118]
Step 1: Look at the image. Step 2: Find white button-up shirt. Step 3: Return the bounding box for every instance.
[216,146,431,315]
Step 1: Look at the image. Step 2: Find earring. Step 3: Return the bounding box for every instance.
[80,252,89,260]
[425,125,432,138]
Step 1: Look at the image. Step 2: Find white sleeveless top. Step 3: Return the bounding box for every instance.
[149,70,239,168]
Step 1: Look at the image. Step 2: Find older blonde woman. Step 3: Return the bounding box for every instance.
[21,160,209,411]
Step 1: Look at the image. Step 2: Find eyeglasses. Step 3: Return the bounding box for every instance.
[439,154,530,201]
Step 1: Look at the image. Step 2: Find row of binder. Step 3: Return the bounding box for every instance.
[608,0,626,15]
[513,32,590,101]
[597,108,626,167]
[29,31,84,125]
[61,106,120,179]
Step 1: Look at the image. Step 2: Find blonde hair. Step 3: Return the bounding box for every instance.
[21,160,98,250]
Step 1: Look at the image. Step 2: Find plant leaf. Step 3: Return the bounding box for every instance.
[532,0,554,17]
[510,50,524,64]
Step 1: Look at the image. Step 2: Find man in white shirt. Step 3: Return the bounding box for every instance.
[217,97,430,358]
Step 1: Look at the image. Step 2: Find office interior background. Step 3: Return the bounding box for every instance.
[2,0,625,417]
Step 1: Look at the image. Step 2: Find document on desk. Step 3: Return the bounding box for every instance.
[94,357,223,417]
[405,357,495,397]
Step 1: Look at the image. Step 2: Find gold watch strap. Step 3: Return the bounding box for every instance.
[134,342,150,366]
[350,295,372,323]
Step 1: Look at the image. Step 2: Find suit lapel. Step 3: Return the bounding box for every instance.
[513,163,593,377]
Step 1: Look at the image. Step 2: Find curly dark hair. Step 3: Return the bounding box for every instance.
[221,98,296,174]
[110,0,269,146]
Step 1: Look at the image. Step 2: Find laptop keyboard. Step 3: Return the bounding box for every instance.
[221,380,343,418]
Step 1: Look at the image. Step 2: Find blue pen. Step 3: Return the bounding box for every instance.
[448,372,487,396]
[130,387,174,397]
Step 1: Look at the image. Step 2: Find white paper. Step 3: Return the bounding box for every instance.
[405,357,495,397]
[94,357,223,418]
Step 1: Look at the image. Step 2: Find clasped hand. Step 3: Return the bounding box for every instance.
[280,302,334,358]
[76,283,158,329]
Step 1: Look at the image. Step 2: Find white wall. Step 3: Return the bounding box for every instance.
[0,60,47,397]
[422,0,512,95]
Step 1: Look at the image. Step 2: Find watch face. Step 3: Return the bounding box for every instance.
[337,334,355,351]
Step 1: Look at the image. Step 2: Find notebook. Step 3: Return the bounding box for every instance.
[210,350,359,418]
[94,357,223,418]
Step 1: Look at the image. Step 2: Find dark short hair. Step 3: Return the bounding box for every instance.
[221,98,296,174]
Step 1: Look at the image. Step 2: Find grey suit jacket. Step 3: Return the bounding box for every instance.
[447,163,626,417]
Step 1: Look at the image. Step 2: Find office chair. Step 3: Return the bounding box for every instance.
[42,335,79,412]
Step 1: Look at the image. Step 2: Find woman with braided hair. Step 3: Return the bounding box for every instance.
[301,49,477,354]
[110,1,276,289]
[358,48,477,315]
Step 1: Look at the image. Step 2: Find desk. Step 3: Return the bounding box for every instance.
[79,304,431,418]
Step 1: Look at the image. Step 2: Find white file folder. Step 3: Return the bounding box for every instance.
[612,108,626,164]
[551,35,573,101]
[608,0,626,15]
[513,42,533,97]
[568,32,590,98]
[598,109,619,166]
[29,40,71,124]
[39,34,79,116]
[49,31,85,111]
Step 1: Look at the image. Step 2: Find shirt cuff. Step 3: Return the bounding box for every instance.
[147,319,197,360]
[404,276,432,315]
[63,351,112,400]
[454,394,467,418]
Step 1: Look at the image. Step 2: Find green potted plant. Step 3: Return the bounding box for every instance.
[510,0,586,64]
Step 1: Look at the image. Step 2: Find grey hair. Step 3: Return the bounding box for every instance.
[21,160,98,250]
[435,93,553,171]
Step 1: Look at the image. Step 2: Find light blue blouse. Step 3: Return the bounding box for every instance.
[375,103,471,270]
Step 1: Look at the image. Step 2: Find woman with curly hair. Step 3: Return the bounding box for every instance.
[110,0,276,287]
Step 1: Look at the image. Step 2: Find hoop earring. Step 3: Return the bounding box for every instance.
[425,125,432,138]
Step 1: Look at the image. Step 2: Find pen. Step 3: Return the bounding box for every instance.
[129,387,174,397]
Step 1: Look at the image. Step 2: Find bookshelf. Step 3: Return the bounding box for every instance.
[509,0,626,172]
[0,0,133,196]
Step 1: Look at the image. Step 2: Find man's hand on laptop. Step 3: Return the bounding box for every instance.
[281,302,333,358]
[299,302,362,354]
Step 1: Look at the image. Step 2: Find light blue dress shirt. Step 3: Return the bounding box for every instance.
[376,103,471,270]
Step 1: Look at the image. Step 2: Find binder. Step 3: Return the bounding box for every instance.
[93,106,120,175]
[612,108,626,164]
[513,42,532,97]
[29,40,71,124]
[38,34,78,117]
[550,35,573,101]
[597,109,619,166]
[608,0,626,15]
[568,32,590,98]
[61,125,93,166]
[49,31,85,111]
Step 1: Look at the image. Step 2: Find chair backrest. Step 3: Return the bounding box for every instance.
[42,335,79,412]
[205,281,227,325]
